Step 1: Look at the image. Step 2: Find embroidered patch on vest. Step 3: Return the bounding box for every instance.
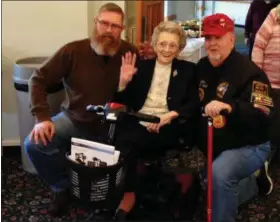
[251,81,273,107]
[199,88,204,101]
[199,80,208,88]
[216,82,229,99]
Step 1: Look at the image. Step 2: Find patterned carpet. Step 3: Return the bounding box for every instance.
[1,149,280,222]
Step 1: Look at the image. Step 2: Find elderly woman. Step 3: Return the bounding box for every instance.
[114,21,200,218]
[252,4,280,161]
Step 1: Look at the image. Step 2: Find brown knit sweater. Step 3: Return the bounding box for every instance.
[28,38,137,128]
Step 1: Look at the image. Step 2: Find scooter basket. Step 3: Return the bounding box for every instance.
[66,151,127,209]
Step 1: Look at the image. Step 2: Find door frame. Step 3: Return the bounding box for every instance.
[135,0,165,45]
[135,1,143,45]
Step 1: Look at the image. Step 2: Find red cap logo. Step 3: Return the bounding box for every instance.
[201,13,234,37]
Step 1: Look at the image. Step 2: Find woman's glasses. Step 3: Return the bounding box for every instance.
[157,41,179,51]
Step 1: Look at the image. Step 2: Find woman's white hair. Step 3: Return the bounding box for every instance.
[151,21,187,51]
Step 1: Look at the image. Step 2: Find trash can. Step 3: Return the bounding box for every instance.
[13,57,65,174]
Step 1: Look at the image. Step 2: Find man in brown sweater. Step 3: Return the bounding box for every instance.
[24,3,137,216]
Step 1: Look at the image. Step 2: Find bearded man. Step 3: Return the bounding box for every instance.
[24,3,137,217]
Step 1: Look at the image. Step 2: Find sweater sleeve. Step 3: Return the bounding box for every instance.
[252,8,276,69]
[29,44,72,122]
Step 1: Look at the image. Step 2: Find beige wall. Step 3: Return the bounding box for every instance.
[2,1,124,145]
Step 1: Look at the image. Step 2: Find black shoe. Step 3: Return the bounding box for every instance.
[256,161,273,195]
[114,209,129,221]
[48,190,71,217]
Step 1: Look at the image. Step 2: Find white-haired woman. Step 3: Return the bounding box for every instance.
[114,21,200,219]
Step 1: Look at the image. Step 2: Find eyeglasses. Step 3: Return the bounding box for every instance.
[157,41,179,51]
[96,19,123,31]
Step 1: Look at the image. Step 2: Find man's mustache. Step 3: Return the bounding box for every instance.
[100,33,115,40]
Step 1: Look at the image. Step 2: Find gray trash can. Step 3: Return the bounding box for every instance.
[13,57,65,174]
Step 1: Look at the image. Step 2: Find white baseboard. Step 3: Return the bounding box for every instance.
[2,139,21,147]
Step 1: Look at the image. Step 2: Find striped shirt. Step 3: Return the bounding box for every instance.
[252,5,280,89]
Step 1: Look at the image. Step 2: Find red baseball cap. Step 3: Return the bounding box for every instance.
[201,13,234,37]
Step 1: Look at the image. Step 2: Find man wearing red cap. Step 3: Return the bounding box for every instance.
[196,13,275,222]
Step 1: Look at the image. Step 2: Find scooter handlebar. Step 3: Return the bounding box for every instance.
[86,105,104,113]
[86,104,160,123]
[128,112,160,123]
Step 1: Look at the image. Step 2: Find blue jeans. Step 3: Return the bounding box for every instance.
[205,142,271,222]
[24,112,107,192]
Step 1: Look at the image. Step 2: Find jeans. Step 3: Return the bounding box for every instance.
[202,142,271,222]
[24,112,107,192]
[271,89,280,151]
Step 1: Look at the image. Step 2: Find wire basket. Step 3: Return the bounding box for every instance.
[65,151,127,209]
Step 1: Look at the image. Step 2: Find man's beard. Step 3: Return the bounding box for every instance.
[91,27,121,57]
[208,52,222,61]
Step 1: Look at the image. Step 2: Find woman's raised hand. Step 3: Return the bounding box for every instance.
[119,52,137,89]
